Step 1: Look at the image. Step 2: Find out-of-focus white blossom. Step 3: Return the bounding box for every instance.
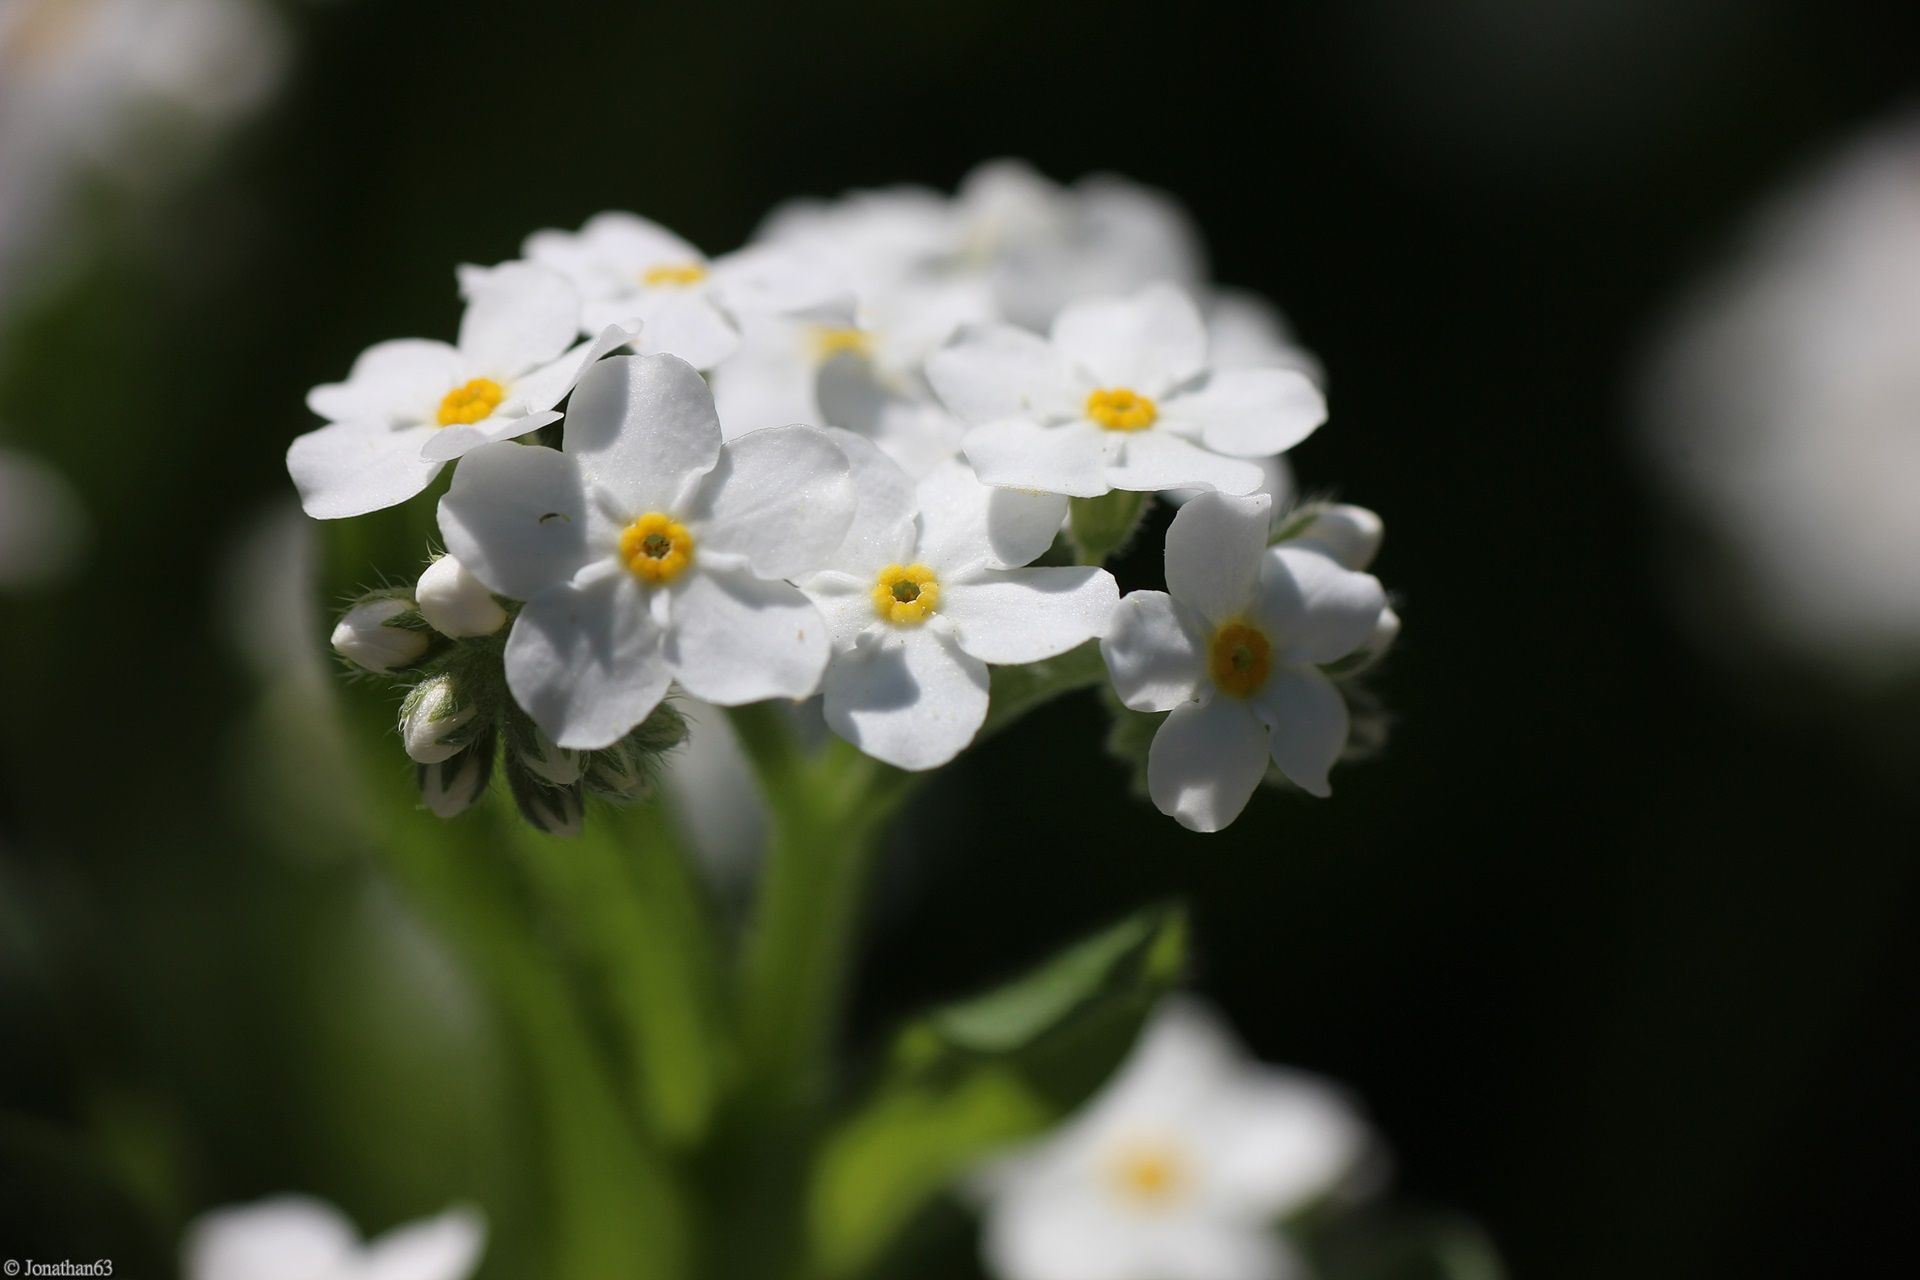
[182,1196,483,1280]
[1645,115,1920,681]
[975,997,1370,1280]
[0,445,85,587]
[414,554,507,639]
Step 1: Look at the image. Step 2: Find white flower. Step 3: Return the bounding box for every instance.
[414,554,507,638]
[0,445,86,588]
[524,213,833,369]
[1102,493,1385,830]
[438,353,856,749]
[796,445,1117,770]
[929,285,1326,499]
[1205,289,1323,383]
[1279,503,1384,572]
[289,262,628,520]
[182,1196,483,1280]
[975,998,1369,1280]
[331,596,429,673]
[399,673,476,765]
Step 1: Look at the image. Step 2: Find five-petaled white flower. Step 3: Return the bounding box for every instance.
[525,212,833,370]
[1102,492,1386,831]
[796,444,1117,770]
[182,1196,483,1280]
[438,353,855,749]
[290,262,628,519]
[928,284,1326,499]
[975,997,1370,1280]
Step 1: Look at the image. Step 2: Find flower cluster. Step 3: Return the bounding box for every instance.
[182,1197,483,1280]
[296,160,1398,832]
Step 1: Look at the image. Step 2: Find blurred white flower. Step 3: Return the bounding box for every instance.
[975,997,1370,1280]
[798,442,1117,770]
[930,285,1326,498]
[1102,493,1386,830]
[182,1196,483,1280]
[1644,115,1920,681]
[289,264,635,519]
[0,445,85,587]
[438,354,855,749]
[414,554,507,639]
[0,0,287,303]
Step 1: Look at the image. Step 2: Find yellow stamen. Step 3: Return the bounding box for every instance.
[871,563,941,625]
[436,378,507,426]
[810,326,873,361]
[619,513,695,584]
[641,261,707,288]
[1086,387,1157,432]
[1209,621,1272,698]
[1107,1142,1190,1208]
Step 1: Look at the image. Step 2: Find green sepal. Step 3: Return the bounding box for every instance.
[1068,489,1149,563]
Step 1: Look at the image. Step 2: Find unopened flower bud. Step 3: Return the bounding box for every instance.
[418,731,496,818]
[508,759,583,837]
[332,595,429,673]
[508,719,584,787]
[399,673,480,764]
[584,739,651,803]
[415,554,509,638]
[1284,503,1384,571]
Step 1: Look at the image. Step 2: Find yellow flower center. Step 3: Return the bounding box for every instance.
[871,563,941,625]
[1209,621,1273,698]
[619,513,695,584]
[1086,387,1158,432]
[1107,1142,1190,1209]
[810,325,873,361]
[436,378,507,427]
[641,261,708,288]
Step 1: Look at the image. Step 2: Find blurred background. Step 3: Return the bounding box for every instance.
[4,1,1919,1276]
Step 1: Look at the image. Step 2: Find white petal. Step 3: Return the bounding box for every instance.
[1139,1221,1298,1280]
[1148,696,1269,832]
[941,566,1118,665]
[915,458,1069,572]
[181,1196,358,1280]
[563,353,721,513]
[506,577,669,749]
[1252,666,1348,798]
[1164,491,1271,624]
[1254,547,1386,665]
[819,428,917,574]
[1196,1074,1368,1219]
[438,442,596,601]
[306,339,463,424]
[709,315,816,437]
[683,426,855,579]
[418,408,562,464]
[981,1189,1165,1280]
[1106,431,1263,496]
[618,288,740,369]
[964,419,1113,498]
[1051,283,1207,393]
[822,629,989,770]
[287,420,444,519]
[708,242,845,317]
[505,323,645,417]
[818,356,967,479]
[796,570,881,649]
[663,570,831,704]
[583,212,704,274]
[1286,503,1384,571]
[456,261,580,375]
[1101,590,1206,712]
[1165,366,1326,457]
[925,323,1079,426]
[363,1207,487,1280]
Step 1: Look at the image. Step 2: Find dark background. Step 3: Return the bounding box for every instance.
[4,2,1918,1276]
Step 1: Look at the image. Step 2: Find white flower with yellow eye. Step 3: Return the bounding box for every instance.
[182,1196,483,1280]
[289,263,630,519]
[975,997,1370,1280]
[524,212,835,370]
[928,285,1326,499]
[1102,492,1385,832]
[438,353,856,749]
[795,446,1117,771]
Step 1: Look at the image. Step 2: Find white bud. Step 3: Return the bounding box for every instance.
[416,555,508,638]
[400,674,478,764]
[1369,605,1402,657]
[331,597,429,673]
[585,739,650,803]
[518,727,585,787]
[419,739,494,818]
[1290,504,1384,571]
